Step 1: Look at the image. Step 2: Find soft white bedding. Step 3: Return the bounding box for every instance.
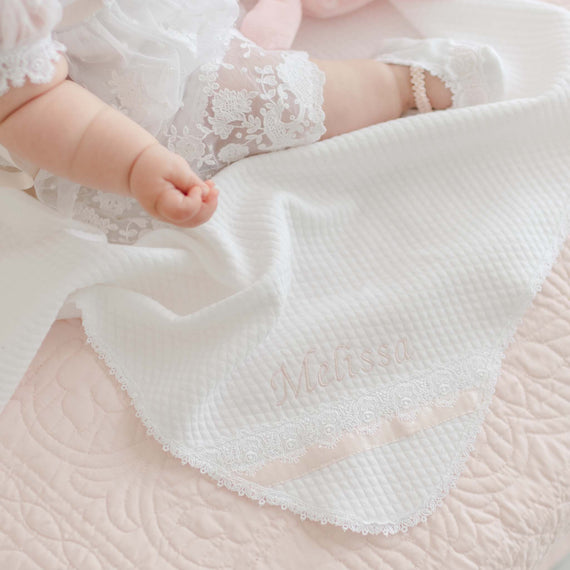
[0,239,568,569]
[0,0,569,549]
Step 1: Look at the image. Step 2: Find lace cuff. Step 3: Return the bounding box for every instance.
[0,36,67,97]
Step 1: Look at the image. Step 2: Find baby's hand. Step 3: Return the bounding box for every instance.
[128,143,218,228]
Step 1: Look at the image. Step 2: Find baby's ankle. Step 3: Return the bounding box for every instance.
[389,64,452,113]
[388,64,415,113]
[424,72,452,110]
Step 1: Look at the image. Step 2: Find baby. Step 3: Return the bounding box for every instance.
[0,0,505,234]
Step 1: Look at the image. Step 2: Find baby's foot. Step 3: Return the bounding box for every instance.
[129,143,218,228]
[377,37,505,113]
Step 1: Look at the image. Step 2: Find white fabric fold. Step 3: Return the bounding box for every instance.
[1,0,569,535]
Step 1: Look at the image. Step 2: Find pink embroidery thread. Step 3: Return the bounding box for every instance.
[270,337,413,406]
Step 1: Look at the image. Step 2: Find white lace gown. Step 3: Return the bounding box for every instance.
[0,0,326,243]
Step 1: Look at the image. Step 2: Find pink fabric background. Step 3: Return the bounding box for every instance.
[1,1,569,568]
[1,240,568,569]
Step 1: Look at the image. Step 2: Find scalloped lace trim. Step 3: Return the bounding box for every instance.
[194,351,494,475]
[78,190,570,536]
[0,36,66,97]
[378,41,498,110]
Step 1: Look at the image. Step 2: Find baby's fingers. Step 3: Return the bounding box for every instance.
[154,184,201,223]
[183,183,219,227]
[155,184,218,227]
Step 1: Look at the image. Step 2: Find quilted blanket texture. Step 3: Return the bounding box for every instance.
[0,243,568,568]
[0,0,569,566]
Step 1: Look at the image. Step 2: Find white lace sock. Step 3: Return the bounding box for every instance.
[376,37,506,111]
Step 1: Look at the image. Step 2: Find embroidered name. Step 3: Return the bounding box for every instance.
[270,337,412,406]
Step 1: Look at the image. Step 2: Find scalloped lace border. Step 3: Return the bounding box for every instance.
[79,193,570,536]
[0,36,66,97]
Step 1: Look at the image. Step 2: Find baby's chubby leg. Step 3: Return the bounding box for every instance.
[312,59,452,139]
[0,57,217,228]
[312,39,504,139]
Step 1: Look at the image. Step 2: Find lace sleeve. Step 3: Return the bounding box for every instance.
[0,0,66,96]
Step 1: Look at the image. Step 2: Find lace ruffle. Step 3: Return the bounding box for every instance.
[0,36,66,96]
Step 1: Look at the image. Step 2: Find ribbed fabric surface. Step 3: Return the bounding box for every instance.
[1,0,569,535]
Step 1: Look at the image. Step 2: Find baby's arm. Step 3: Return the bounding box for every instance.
[0,56,218,228]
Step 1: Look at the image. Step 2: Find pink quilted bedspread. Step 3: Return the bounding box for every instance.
[1,2,570,568]
[1,239,568,570]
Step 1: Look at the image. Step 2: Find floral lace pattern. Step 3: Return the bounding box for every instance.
[0,36,66,96]
[167,350,498,476]
[36,32,326,244]
[162,32,326,180]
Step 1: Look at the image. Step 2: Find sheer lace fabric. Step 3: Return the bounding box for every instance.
[1,0,327,243]
[0,0,325,241]
[34,29,327,244]
[165,32,326,181]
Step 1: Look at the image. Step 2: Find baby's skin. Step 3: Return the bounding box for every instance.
[0,56,219,228]
[0,51,451,229]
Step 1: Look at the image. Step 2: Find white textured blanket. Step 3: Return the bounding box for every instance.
[1,0,569,536]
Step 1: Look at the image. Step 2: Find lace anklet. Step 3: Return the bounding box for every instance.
[410,65,433,113]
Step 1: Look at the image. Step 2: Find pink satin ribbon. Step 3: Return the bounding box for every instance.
[247,388,481,487]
